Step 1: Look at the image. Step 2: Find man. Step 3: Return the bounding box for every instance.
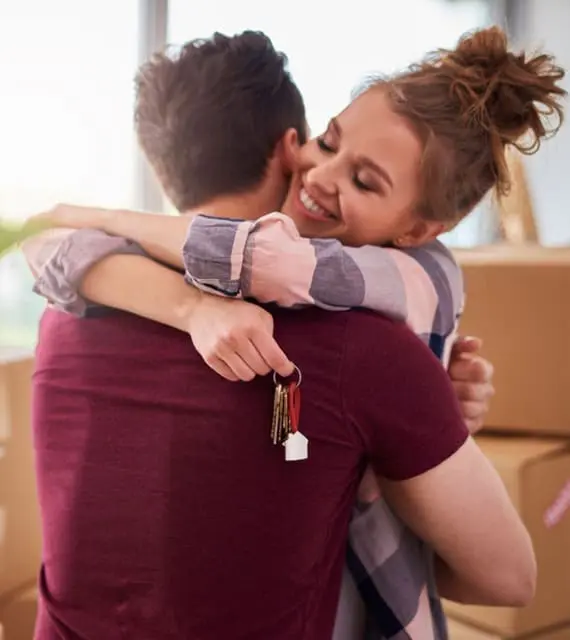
[25,31,510,637]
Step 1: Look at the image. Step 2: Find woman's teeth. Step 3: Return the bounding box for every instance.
[300,188,333,219]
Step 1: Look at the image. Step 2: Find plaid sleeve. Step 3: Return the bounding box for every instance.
[182,215,257,298]
[400,241,464,366]
[184,214,464,360]
[26,228,146,316]
[346,499,446,639]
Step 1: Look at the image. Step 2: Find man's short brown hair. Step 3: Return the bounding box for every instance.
[134,31,307,211]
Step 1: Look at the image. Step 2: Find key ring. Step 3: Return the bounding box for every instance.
[273,363,302,388]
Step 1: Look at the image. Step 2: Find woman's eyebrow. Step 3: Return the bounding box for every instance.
[358,156,394,189]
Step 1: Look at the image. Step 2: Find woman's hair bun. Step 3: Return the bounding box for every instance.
[443,26,566,154]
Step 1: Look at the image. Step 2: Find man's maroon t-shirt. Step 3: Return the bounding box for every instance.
[32,306,467,640]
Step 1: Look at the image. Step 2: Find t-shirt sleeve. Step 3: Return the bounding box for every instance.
[341,312,469,481]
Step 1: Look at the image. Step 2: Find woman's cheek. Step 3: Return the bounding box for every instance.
[299,141,326,169]
[343,203,364,236]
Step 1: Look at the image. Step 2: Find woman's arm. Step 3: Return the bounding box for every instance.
[27,205,495,412]
[78,252,294,382]
[21,228,293,381]
[32,205,463,360]
[29,203,189,269]
[184,213,465,364]
[183,212,463,322]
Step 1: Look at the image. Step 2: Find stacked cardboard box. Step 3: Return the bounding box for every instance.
[448,617,570,640]
[0,586,37,640]
[0,353,40,639]
[445,246,570,640]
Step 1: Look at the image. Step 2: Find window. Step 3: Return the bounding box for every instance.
[0,0,140,348]
[169,0,490,133]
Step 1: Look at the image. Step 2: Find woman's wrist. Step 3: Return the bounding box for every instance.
[174,286,206,334]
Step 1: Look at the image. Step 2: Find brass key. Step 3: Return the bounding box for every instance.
[271,366,303,448]
[272,383,291,445]
[271,382,284,445]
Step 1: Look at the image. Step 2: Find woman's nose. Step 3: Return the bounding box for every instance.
[305,162,339,198]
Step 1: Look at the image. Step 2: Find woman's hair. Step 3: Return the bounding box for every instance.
[365,26,567,225]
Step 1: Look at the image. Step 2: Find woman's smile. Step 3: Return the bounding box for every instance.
[297,186,336,222]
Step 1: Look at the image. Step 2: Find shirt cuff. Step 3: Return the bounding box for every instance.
[183,215,255,297]
[33,228,146,316]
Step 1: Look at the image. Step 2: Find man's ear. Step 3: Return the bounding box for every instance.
[394,220,446,248]
[275,128,302,175]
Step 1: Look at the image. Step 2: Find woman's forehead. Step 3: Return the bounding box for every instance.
[339,90,418,146]
[336,90,423,176]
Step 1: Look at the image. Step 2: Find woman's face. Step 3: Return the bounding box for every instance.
[282,89,433,247]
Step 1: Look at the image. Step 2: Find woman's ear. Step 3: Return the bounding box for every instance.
[394,220,446,248]
[276,127,302,175]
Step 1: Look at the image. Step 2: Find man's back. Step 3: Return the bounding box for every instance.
[33,306,466,640]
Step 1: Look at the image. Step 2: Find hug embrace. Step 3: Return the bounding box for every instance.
[23,25,565,640]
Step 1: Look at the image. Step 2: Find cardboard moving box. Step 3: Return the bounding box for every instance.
[455,245,570,435]
[0,585,37,640]
[444,435,570,637]
[0,353,40,600]
[448,618,570,640]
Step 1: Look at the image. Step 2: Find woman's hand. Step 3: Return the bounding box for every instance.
[448,336,495,434]
[25,203,109,232]
[187,293,294,382]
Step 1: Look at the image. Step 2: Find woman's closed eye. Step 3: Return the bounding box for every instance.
[316,134,382,193]
[316,137,335,153]
[353,174,377,193]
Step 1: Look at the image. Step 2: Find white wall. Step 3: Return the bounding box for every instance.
[516,0,570,245]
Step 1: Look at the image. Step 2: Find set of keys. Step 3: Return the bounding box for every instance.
[271,365,308,462]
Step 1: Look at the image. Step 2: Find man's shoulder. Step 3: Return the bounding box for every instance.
[272,304,413,330]
[272,305,424,361]
[271,304,396,329]
[343,308,436,362]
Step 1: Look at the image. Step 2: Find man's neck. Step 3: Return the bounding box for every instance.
[183,159,288,221]
[184,191,277,222]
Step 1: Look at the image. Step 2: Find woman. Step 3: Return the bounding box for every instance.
[26,26,558,636]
